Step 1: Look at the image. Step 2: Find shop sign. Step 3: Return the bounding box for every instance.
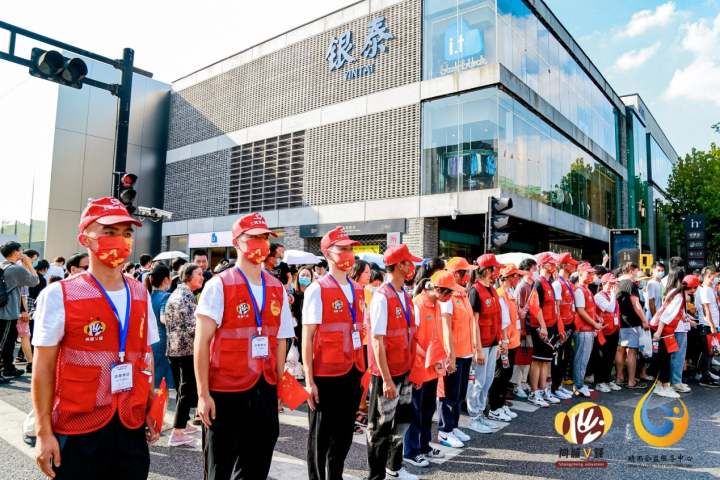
[300,219,406,238]
[189,231,233,248]
[353,245,380,254]
[326,16,395,80]
[387,232,401,248]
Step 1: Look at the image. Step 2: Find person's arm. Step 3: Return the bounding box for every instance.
[302,324,319,407]
[16,255,39,287]
[33,346,61,477]
[631,295,648,329]
[369,293,396,399]
[499,297,510,353]
[653,294,683,340]
[532,283,548,335]
[194,314,217,426]
[700,289,717,334]
[575,289,601,329]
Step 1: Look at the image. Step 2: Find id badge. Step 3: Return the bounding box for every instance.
[111,363,133,394]
[351,330,362,350]
[251,335,269,358]
[613,315,619,326]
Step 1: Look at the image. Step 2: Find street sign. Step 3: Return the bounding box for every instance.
[640,254,654,271]
[609,229,641,270]
[684,214,706,269]
[386,232,401,248]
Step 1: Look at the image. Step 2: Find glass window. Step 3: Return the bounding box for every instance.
[649,136,673,191]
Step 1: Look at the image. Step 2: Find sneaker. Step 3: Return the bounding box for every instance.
[404,454,430,468]
[438,431,464,448]
[712,358,720,368]
[23,434,36,448]
[528,392,549,407]
[595,383,611,393]
[452,428,471,442]
[513,385,528,399]
[654,385,680,399]
[386,467,418,480]
[553,388,572,400]
[672,383,691,393]
[608,382,622,391]
[543,389,561,404]
[468,418,493,434]
[502,405,518,419]
[709,371,720,381]
[699,378,720,388]
[168,431,195,447]
[425,448,445,459]
[574,385,592,398]
[488,408,512,422]
[3,367,24,378]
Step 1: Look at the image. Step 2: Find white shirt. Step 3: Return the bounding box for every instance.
[594,291,616,313]
[196,275,295,339]
[645,279,663,318]
[551,280,562,301]
[413,303,422,327]
[659,294,684,326]
[32,281,160,347]
[45,264,65,281]
[369,285,408,336]
[439,299,453,316]
[499,296,511,329]
[574,288,586,309]
[696,285,720,327]
[302,279,355,325]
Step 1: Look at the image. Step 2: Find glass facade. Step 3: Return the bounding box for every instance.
[421,86,619,228]
[627,111,649,238]
[649,136,673,192]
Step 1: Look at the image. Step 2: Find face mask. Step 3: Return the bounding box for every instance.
[298,277,311,287]
[405,263,416,281]
[242,238,270,264]
[655,271,665,279]
[331,250,355,271]
[87,235,132,269]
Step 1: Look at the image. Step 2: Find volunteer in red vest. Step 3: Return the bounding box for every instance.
[403,271,458,468]
[437,257,476,448]
[194,212,294,479]
[550,252,577,400]
[651,275,700,398]
[32,197,160,479]
[593,273,622,393]
[466,254,504,433]
[527,252,563,407]
[301,226,366,480]
[572,262,603,398]
[367,244,420,480]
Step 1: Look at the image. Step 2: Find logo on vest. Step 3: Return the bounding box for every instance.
[271,299,281,316]
[237,303,250,317]
[83,319,106,342]
[395,306,403,317]
[485,298,493,307]
[332,299,343,313]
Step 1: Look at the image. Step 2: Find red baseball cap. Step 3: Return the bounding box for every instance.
[384,244,421,266]
[78,197,142,233]
[231,212,277,238]
[535,251,557,266]
[445,257,477,272]
[476,253,503,270]
[555,252,578,266]
[577,262,596,274]
[320,226,360,252]
[683,275,701,289]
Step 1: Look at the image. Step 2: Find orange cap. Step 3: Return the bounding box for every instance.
[445,257,477,272]
[430,271,465,293]
[500,264,527,278]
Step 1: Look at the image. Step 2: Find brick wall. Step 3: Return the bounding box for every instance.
[164,150,231,221]
[403,217,438,258]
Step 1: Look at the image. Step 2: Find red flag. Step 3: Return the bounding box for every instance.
[278,371,310,410]
[148,377,168,433]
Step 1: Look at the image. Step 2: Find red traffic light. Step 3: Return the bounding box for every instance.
[121,173,137,188]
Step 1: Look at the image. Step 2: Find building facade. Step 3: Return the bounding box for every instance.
[162,0,677,267]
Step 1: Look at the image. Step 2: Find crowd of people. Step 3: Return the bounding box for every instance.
[0,197,716,480]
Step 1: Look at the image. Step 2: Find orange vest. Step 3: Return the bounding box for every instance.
[448,291,474,357]
[410,291,445,384]
[473,282,502,348]
[53,273,150,435]
[312,275,366,377]
[497,286,521,349]
[574,285,597,332]
[368,283,416,377]
[530,277,558,328]
[557,278,575,325]
[597,291,620,335]
[209,268,283,392]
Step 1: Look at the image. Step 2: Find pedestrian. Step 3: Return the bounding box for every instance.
[31,197,160,479]
[350,259,372,433]
[615,262,650,389]
[645,262,665,319]
[301,227,366,480]
[511,258,538,399]
[592,273,622,392]
[192,249,213,293]
[165,262,204,446]
[45,256,66,281]
[194,212,294,480]
[366,244,420,480]
[291,265,314,364]
[144,263,174,389]
[695,267,720,387]
[314,259,328,279]
[550,252,577,400]
[136,254,153,281]
[572,263,602,397]
[169,256,188,293]
[403,271,456,468]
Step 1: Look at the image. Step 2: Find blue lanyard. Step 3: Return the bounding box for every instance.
[326,274,357,327]
[236,268,266,333]
[391,286,411,327]
[88,274,130,362]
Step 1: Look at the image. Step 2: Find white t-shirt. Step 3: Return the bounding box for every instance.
[659,294,684,326]
[32,281,160,347]
[499,296,510,329]
[369,285,408,336]
[302,279,355,325]
[196,275,294,338]
[439,299,453,316]
[696,285,720,327]
[645,279,663,318]
[551,280,562,301]
[45,264,65,281]
[594,291,615,313]
[574,288,586,309]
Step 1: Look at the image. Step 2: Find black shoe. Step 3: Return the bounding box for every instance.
[2,367,24,378]
[699,378,720,388]
[0,375,9,384]
[25,364,32,375]
[23,435,36,448]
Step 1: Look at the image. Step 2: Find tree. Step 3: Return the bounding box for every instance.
[664,143,720,265]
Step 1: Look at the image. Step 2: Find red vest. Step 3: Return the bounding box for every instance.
[659,291,685,337]
[531,277,558,328]
[53,273,150,435]
[473,282,502,348]
[558,278,575,325]
[369,283,416,377]
[312,275,366,377]
[598,291,620,335]
[574,285,597,332]
[209,268,283,392]
[410,291,445,384]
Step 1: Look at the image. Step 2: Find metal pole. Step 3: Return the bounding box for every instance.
[113,48,134,198]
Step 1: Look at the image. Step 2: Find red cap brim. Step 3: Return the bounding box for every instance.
[95,215,142,227]
[243,227,278,237]
[333,239,361,247]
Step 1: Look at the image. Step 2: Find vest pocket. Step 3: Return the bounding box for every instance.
[385,336,408,366]
[318,331,346,365]
[220,338,249,375]
[58,364,101,414]
[127,368,152,419]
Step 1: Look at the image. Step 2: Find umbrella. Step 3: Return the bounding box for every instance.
[357,252,385,269]
[153,251,189,261]
[283,249,322,265]
[495,252,533,267]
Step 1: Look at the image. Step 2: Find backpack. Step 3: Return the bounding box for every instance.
[0,263,10,308]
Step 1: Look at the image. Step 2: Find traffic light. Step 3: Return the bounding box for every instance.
[29,48,88,89]
[118,173,138,214]
[486,196,513,251]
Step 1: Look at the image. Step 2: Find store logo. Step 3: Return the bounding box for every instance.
[440,19,486,76]
[326,16,395,80]
[211,232,218,244]
[633,381,689,447]
[555,402,613,445]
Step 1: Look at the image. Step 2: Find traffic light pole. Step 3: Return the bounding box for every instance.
[113,48,134,198]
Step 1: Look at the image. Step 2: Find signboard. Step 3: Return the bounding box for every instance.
[188,231,233,248]
[386,232,401,248]
[353,245,380,254]
[609,229,641,270]
[684,214,706,270]
[299,219,406,238]
[326,16,395,81]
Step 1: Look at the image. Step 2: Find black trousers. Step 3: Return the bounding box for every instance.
[366,374,413,480]
[551,325,575,392]
[307,369,362,480]
[204,379,279,480]
[438,356,471,432]
[54,414,149,480]
[696,325,715,378]
[488,348,515,411]
[169,355,198,429]
[592,332,619,384]
[0,319,18,373]
[404,379,438,458]
[652,340,672,383]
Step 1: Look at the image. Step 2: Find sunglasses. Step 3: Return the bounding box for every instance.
[435,287,453,296]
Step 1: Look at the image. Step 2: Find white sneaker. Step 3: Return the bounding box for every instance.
[575,385,592,398]
[468,418,493,434]
[386,467,418,480]
[488,408,512,422]
[712,358,720,368]
[543,389,561,404]
[672,383,691,393]
[438,431,464,448]
[553,388,572,400]
[608,382,622,391]
[654,385,680,399]
[513,385,528,399]
[502,405,518,419]
[167,431,195,447]
[595,383,611,393]
[403,454,430,468]
[452,428,471,442]
[479,416,501,429]
[528,392,549,407]
[522,383,532,394]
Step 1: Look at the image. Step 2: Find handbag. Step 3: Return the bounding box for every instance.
[662,335,679,354]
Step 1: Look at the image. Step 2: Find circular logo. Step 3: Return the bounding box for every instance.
[555,402,613,445]
[395,306,403,317]
[271,299,281,316]
[633,381,689,447]
[332,299,343,313]
[237,303,250,316]
[83,319,106,337]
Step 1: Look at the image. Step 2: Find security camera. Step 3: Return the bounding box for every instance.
[135,206,173,222]
[451,209,459,220]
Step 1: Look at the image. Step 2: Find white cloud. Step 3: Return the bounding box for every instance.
[665,13,720,105]
[614,42,661,70]
[620,2,677,38]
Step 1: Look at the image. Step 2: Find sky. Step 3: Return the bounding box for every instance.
[1,0,719,224]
